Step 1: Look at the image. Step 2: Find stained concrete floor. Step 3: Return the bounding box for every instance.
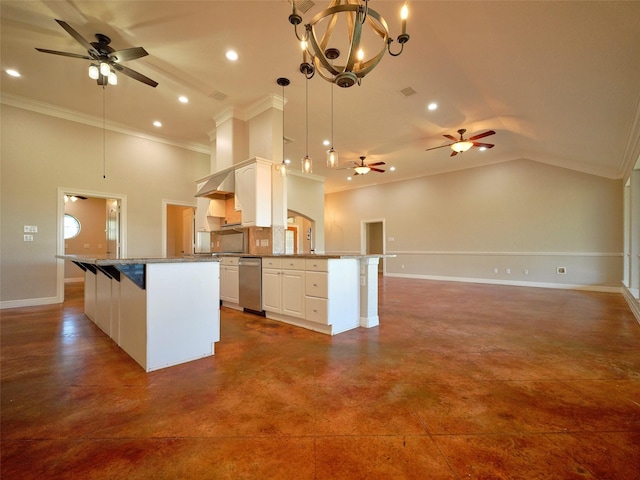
[2,278,639,479]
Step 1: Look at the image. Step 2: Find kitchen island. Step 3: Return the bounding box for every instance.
[57,255,221,372]
[215,253,387,336]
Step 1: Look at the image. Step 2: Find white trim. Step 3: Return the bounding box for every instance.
[388,250,622,257]
[64,277,84,284]
[1,296,60,310]
[386,272,622,293]
[622,285,640,325]
[1,93,210,154]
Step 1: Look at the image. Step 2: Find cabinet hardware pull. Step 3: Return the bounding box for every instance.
[313,283,317,287]
[313,309,318,313]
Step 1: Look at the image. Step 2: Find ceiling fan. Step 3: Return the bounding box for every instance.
[426,129,495,156]
[36,19,158,87]
[340,156,386,175]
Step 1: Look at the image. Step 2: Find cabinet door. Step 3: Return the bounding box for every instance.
[223,266,239,303]
[282,269,305,318]
[262,268,281,313]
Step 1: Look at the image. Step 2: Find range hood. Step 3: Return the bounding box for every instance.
[196,171,235,198]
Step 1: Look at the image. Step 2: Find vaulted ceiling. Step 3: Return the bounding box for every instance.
[2,1,639,193]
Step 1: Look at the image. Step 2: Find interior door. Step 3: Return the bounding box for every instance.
[182,208,195,255]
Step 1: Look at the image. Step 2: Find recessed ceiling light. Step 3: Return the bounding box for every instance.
[347,176,352,181]
[323,139,330,146]
[390,166,396,171]
[6,69,21,77]
[479,147,487,151]
[427,102,438,111]
[226,50,238,61]
[153,121,162,127]
[178,96,189,104]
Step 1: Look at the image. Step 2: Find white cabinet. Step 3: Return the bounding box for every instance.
[234,159,272,227]
[262,257,305,319]
[304,258,359,333]
[220,256,240,307]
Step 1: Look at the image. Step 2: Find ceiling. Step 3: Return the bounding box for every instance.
[2,1,640,193]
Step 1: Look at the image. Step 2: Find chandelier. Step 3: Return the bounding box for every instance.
[289,0,410,88]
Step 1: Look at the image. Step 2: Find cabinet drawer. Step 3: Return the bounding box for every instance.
[262,257,281,269]
[305,258,328,272]
[305,271,328,298]
[220,256,239,266]
[281,258,306,270]
[305,296,328,325]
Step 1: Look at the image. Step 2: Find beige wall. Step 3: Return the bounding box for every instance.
[1,104,209,305]
[325,159,623,289]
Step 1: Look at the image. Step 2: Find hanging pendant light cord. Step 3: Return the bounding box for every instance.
[305,77,309,156]
[102,86,106,179]
[282,82,285,164]
[330,83,334,149]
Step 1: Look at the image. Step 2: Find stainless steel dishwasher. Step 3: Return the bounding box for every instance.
[238,257,263,314]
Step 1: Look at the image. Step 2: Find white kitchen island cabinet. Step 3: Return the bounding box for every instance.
[261,256,360,335]
[59,255,221,372]
[262,257,305,319]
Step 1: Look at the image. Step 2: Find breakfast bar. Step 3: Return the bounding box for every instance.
[58,255,221,372]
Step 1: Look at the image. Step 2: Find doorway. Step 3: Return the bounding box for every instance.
[362,219,385,274]
[57,188,127,302]
[163,201,196,257]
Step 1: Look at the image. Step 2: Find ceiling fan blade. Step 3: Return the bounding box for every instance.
[370,167,385,173]
[450,151,458,157]
[55,19,97,55]
[443,134,457,141]
[368,161,385,167]
[425,144,453,152]
[112,63,158,87]
[35,48,91,59]
[469,130,495,141]
[472,142,495,148]
[109,46,149,63]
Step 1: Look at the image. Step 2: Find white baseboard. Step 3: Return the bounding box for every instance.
[64,277,84,284]
[622,286,640,325]
[385,273,622,294]
[0,296,61,310]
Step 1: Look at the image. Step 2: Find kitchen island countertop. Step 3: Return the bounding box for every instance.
[57,254,222,265]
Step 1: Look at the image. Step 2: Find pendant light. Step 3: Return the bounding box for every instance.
[326,76,339,168]
[275,77,290,177]
[301,75,313,173]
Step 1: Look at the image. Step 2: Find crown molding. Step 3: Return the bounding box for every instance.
[0,93,210,155]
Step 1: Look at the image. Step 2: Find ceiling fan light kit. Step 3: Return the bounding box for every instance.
[425,128,496,156]
[289,0,410,87]
[35,19,158,88]
[451,141,473,153]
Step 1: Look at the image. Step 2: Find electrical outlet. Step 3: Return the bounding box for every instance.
[506,268,511,274]
[493,268,499,274]
[524,269,529,275]
[24,225,37,233]
[24,234,34,242]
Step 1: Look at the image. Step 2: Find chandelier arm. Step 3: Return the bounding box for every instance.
[387,38,406,57]
[293,23,308,43]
